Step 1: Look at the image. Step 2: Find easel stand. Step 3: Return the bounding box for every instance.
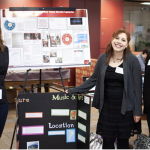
[10,68,66,149]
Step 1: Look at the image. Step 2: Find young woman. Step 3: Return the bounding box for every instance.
[66,29,142,149]
[0,27,9,137]
[143,50,150,137]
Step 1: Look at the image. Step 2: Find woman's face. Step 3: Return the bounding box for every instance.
[111,33,128,52]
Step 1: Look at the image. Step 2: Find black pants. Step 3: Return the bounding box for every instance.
[103,137,129,149]
[147,114,150,136]
[0,103,8,137]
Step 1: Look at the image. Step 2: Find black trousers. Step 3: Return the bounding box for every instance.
[103,137,129,149]
[0,103,8,137]
[147,114,150,135]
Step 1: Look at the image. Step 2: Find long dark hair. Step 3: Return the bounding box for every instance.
[106,28,131,64]
[0,27,5,52]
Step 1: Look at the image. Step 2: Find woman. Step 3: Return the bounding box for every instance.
[66,29,142,149]
[143,50,150,137]
[0,27,9,137]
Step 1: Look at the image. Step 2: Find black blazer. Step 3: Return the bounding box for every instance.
[143,51,150,115]
[0,46,9,104]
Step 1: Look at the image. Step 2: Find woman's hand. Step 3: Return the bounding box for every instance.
[65,90,68,93]
[134,116,141,123]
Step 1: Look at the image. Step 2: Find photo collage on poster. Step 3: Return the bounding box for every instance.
[1,9,91,70]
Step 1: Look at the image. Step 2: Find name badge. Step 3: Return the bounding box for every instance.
[0,89,2,100]
[115,67,123,74]
[148,60,150,66]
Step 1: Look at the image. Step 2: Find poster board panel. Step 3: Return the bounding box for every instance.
[17,92,90,149]
[77,95,91,149]
[1,9,91,71]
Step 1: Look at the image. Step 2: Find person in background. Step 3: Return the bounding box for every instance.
[66,28,142,149]
[0,27,9,137]
[143,50,150,137]
[137,49,149,74]
[146,29,150,47]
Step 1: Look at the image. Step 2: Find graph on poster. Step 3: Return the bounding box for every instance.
[1,9,91,71]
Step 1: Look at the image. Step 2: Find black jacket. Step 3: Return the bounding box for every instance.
[68,52,142,116]
[0,46,9,104]
[143,51,150,115]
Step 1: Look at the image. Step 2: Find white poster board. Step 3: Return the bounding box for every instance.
[1,9,91,71]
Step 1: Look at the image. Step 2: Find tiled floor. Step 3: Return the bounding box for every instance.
[0,87,149,149]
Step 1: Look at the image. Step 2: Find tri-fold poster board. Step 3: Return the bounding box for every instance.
[17,92,91,149]
[1,9,91,71]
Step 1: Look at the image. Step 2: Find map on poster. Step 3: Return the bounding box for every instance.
[1,9,91,71]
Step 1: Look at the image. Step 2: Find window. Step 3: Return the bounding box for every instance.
[124,2,150,51]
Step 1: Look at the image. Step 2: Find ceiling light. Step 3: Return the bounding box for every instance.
[141,2,150,5]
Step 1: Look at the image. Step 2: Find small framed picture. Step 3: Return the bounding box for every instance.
[27,141,39,150]
[70,110,76,120]
[66,128,76,143]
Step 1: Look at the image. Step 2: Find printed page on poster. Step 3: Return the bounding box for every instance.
[1,9,91,71]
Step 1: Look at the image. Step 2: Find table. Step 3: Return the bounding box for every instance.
[5,69,70,92]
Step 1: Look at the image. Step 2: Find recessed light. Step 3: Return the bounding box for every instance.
[141,2,150,5]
